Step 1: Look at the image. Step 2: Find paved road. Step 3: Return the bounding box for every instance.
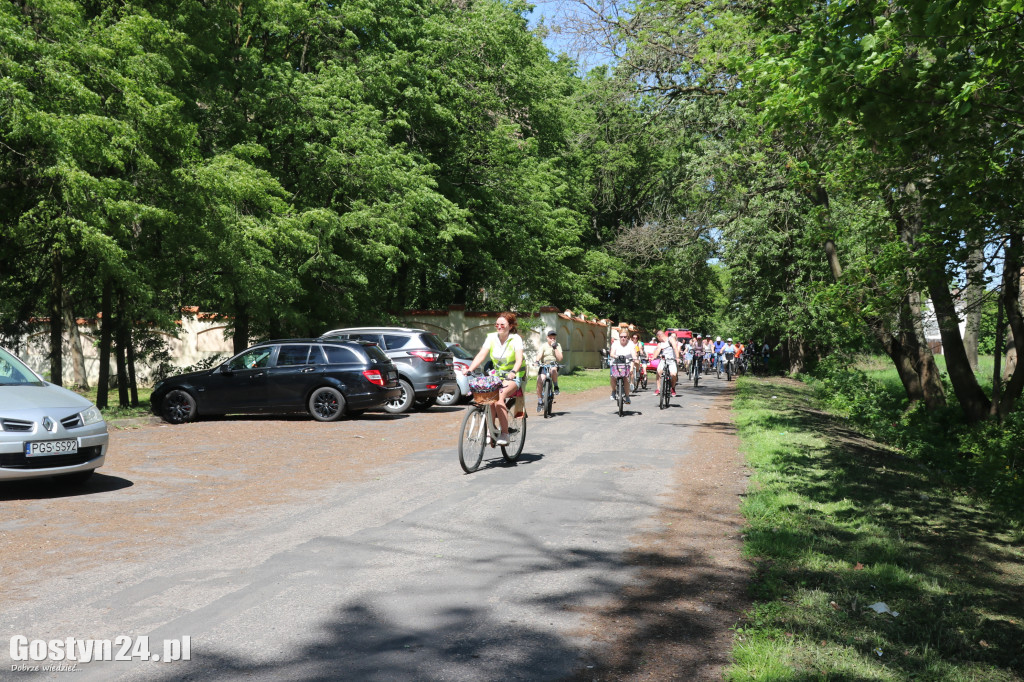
[2,375,733,681]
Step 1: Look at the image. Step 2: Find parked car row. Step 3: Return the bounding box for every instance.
[150,327,460,425]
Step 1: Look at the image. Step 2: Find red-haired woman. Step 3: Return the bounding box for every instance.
[461,312,525,445]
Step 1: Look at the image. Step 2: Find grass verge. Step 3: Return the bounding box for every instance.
[72,386,153,420]
[546,367,617,395]
[727,375,1024,681]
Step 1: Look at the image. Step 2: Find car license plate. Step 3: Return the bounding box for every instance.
[24,439,79,457]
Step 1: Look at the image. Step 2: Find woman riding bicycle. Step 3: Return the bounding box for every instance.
[609,330,637,404]
[461,312,525,446]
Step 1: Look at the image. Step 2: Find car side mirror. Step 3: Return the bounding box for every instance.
[220,364,234,375]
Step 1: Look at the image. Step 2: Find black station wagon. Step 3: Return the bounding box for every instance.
[150,339,401,424]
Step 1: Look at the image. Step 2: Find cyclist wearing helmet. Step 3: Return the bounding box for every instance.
[702,335,714,371]
[691,333,706,377]
[722,337,737,376]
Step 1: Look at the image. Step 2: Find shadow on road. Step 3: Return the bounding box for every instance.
[0,472,133,501]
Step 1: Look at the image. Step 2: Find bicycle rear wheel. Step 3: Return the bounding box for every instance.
[501,398,526,462]
[459,407,487,473]
[641,369,648,390]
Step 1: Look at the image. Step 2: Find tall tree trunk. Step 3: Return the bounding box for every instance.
[126,328,139,408]
[96,280,113,410]
[903,290,946,410]
[788,337,806,375]
[997,232,1024,417]
[49,251,63,386]
[876,323,926,404]
[962,246,985,371]
[825,237,936,406]
[925,270,991,422]
[62,294,89,390]
[991,284,1005,419]
[115,301,130,408]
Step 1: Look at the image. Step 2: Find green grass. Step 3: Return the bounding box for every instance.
[541,367,618,394]
[856,354,998,394]
[71,385,153,420]
[727,375,1024,681]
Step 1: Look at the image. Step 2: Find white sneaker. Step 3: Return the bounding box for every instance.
[496,432,510,446]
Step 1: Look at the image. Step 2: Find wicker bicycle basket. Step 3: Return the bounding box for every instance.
[472,389,501,405]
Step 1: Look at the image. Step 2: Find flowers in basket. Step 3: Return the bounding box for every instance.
[469,375,504,394]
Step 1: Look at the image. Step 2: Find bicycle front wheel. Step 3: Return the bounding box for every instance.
[544,380,553,418]
[459,407,487,473]
[502,398,527,462]
[617,378,625,416]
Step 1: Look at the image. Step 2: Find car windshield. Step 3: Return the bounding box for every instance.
[448,344,474,360]
[0,348,45,386]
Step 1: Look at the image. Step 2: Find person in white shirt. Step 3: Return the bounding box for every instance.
[654,329,681,396]
[609,330,637,404]
[722,338,737,375]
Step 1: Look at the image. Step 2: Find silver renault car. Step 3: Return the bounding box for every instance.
[0,346,108,485]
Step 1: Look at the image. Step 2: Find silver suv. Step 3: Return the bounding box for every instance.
[320,327,457,414]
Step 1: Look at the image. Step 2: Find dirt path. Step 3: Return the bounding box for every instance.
[567,385,751,680]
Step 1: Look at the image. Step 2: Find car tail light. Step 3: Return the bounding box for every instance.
[409,350,439,362]
[426,384,438,390]
[362,370,385,386]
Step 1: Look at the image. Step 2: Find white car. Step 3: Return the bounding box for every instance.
[438,343,474,406]
[0,347,108,484]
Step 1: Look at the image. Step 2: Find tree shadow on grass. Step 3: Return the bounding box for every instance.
[738,378,1024,678]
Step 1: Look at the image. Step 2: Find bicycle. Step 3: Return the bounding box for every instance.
[716,352,724,380]
[458,373,527,473]
[724,353,735,381]
[535,362,561,419]
[611,356,632,417]
[690,350,704,388]
[656,352,672,410]
[735,354,747,376]
[631,360,646,393]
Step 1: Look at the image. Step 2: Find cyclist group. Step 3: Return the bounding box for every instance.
[458,313,768,413]
[606,331,761,401]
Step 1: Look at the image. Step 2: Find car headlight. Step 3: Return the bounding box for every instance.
[80,405,104,426]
